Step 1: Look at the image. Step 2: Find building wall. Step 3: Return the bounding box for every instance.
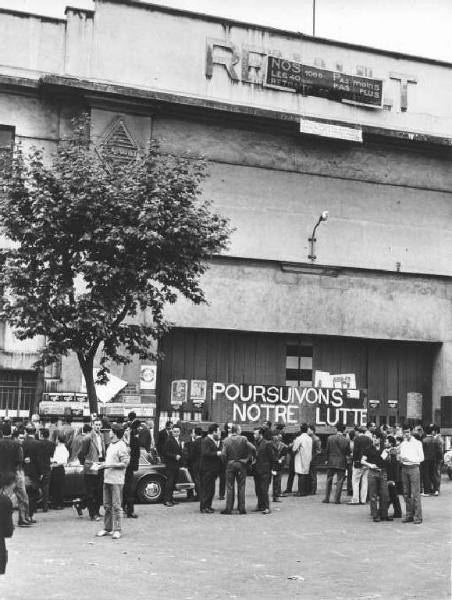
[158,328,435,424]
[0,2,450,420]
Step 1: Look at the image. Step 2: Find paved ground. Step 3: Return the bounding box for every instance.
[1,474,451,600]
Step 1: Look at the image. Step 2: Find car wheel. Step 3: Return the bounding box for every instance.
[136,476,165,504]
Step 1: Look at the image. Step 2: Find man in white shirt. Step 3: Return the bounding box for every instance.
[97,425,129,540]
[399,425,424,524]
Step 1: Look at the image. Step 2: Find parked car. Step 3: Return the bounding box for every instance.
[62,450,194,504]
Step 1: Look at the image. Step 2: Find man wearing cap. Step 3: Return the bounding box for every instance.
[399,425,424,524]
[97,424,129,540]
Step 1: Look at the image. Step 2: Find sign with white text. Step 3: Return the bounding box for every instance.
[266,56,383,107]
[212,382,367,427]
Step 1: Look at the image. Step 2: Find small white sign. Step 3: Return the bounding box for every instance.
[300,119,363,142]
[190,380,207,402]
[140,365,157,390]
[407,392,423,419]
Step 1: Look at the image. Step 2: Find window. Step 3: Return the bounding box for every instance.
[285,341,313,387]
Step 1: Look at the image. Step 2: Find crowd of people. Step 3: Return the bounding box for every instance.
[0,412,155,570]
[159,418,445,526]
[0,412,447,571]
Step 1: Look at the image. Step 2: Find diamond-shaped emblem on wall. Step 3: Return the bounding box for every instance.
[97,118,139,170]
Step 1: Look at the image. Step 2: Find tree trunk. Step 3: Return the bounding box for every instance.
[78,354,98,416]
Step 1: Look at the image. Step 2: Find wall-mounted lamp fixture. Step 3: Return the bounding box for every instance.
[308,211,329,262]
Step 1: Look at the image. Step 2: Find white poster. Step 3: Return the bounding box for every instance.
[332,373,356,389]
[190,379,207,403]
[407,392,423,419]
[140,364,157,391]
[314,371,333,387]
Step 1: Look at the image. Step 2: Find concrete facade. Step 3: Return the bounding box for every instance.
[0,1,451,421]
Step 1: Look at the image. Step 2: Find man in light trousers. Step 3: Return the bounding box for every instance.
[97,424,129,540]
[399,425,424,525]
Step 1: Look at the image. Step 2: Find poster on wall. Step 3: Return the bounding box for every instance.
[140,364,157,391]
[314,371,333,387]
[314,371,357,390]
[190,379,207,407]
[332,374,356,389]
[171,380,188,407]
[407,392,423,419]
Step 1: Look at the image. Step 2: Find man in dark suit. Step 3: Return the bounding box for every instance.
[78,418,106,520]
[123,415,141,518]
[221,424,255,515]
[199,424,222,513]
[252,427,277,515]
[421,424,443,496]
[22,427,42,520]
[162,423,183,507]
[186,427,203,501]
[37,428,55,512]
[156,421,173,457]
[322,423,350,504]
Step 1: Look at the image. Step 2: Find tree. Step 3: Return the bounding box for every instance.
[0,115,231,414]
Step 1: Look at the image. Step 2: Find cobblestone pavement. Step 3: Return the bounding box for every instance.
[1,474,451,600]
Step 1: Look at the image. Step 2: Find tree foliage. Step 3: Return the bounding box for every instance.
[0,115,231,413]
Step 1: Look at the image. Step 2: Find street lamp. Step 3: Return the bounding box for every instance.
[308,211,329,262]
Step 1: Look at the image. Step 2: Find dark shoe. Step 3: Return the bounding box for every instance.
[18,520,31,527]
[402,517,414,523]
[322,499,329,504]
[164,502,174,507]
[393,514,402,518]
[382,517,393,521]
[27,518,37,524]
[282,490,291,495]
[42,509,48,513]
[239,510,247,515]
[127,513,138,519]
[373,517,381,522]
[218,496,225,500]
[206,508,215,514]
[334,500,341,504]
[220,510,232,515]
[200,509,209,514]
[413,519,423,524]
[170,500,179,505]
